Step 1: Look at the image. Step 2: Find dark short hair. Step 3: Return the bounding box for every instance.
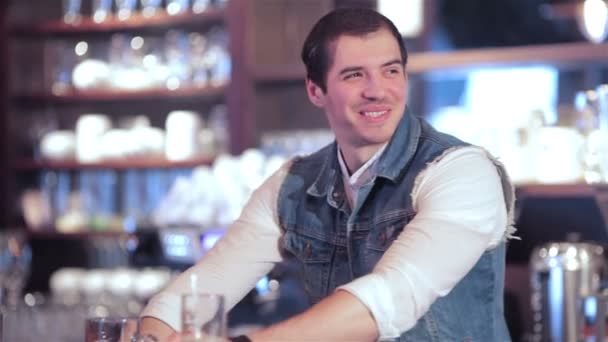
[301,8,408,93]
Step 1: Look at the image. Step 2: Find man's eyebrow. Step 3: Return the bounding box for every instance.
[381,59,403,68]
[338,59,404,76]
[338,66,363,76]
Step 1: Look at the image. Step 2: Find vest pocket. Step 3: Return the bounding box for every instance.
[365,215,413,252]
[282,230,335,302]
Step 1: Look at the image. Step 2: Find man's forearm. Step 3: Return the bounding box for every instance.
[139,316,176,341]
[248,290,379,342]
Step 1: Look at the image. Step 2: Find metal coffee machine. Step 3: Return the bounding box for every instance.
[530,242,608,341]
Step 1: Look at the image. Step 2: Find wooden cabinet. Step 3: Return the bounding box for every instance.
[1,0,608,230]
[1,0,252,230]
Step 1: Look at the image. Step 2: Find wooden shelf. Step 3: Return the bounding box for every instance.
[11,84,227,104]
[9,9,225,36]
[13,156,214,170]
[408,41,608,77]
[515,183,608,198]
[253,41,608,82]
[27,229,130,239]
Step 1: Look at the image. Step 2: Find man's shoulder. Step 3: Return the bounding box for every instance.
[417,116,469,148]
[290,142,335,171]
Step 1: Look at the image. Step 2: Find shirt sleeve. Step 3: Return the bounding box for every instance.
[337,147,508,339]
[140,160,292,331]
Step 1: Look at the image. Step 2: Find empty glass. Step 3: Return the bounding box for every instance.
[85,317,141,342]
[192,0,211,14]
[0,230,32,308]
[167,0,190,16]
[141,0,163,18]
[62,0,82,24]
[181,293,226,342]
[115,0,138,21]
[574,89,602,183]
[93,0,113,23]
[597,84,608,181]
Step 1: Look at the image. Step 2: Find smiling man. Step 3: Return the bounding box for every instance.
[140,8,516,342]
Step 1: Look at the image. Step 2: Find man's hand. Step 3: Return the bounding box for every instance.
[167,333,231,342]
[139,317,176,341]
[247,290,378,342]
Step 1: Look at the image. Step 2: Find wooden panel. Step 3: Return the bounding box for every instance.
[10,10,225,37]
[252,0,333,66]
[254,83,327,135]
[0,1,9,225]
[11,85,227,103]
[13,156,214,171]
[253,42,608,81]
[226,0,255,153]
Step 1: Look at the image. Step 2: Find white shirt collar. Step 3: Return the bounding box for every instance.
[337,143,388,188]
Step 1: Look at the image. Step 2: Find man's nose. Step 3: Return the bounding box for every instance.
[361,76,386,101]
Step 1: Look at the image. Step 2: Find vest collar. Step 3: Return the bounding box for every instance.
[306,107,420,197]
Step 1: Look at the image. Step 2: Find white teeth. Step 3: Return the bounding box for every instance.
[363,111,386,117]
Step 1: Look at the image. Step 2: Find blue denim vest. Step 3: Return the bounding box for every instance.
[277,110,513,341]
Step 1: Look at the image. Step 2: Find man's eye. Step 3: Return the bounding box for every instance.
[344,72,362,80]
[386,68,401,75]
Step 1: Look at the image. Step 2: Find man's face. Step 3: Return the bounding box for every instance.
[306,28,408,152]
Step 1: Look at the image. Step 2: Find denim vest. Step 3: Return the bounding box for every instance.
[277,111,513,341]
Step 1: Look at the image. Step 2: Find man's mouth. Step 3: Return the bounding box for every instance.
[361,110,388,118]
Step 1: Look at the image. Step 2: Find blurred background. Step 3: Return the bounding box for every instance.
[0,0,608,340]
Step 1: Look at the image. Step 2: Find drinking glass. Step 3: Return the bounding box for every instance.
[166,0,190,16]
[85,316,140,342]
[0,230,32,308]
[93,0,113,23]
[115,0,137,21]
[574,89,602,183]
[192,0,211,14]
[141,0,163,17]
[596,84,608,181]
[62,0,82,24]
[181,293,226,342]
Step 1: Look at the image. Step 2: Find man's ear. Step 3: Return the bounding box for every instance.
[306,79,325,108]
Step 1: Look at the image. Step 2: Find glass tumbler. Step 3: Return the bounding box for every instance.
[85,317,139,342]
[115,0,137,20]
[181,293,226,342]
[93,0,113,23]
[62,0,82,24]
[141,0,163,17]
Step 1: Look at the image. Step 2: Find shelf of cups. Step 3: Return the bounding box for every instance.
[13,155,215,171]
[515,183,608,198]
[26,228,131,240]
[10,84,227,104]
[253,41,608,82]
[9,9,226,37]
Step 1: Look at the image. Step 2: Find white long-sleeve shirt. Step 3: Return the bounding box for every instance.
[141,146,508,339]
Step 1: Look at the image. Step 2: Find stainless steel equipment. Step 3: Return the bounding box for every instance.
[530,242,607,341]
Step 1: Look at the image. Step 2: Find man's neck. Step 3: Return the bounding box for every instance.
[340,143,385,175]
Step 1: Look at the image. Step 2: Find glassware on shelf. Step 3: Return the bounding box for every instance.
[164,30,191,90]
[596,84,608,181]
[192,0,211,14]
[140,0,163,18]
[93,0,113,23]
[207,105,229,155]
[206,28,231,87]
[574,89,603,183]
[189,32,209,87]
[181,293,226,342]
[166,0,190,16]
[115,0,138,21]
[47,41,76,94]
[0,230,32,308]
[62,0,82,24]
